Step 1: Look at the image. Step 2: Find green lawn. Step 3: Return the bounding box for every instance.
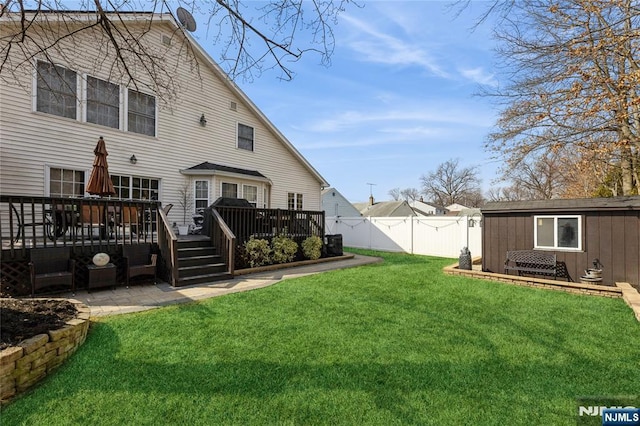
[3,249,639,425]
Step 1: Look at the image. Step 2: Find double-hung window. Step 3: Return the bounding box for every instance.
[36,61,77,119]
[195,180,209,210]
[242,185,258,207]
[534,215,581,250]
[222,182,238,198]
[238,124,254,151]
[36,61,156,136]
[86,76,120,128]
[128,89,156,136]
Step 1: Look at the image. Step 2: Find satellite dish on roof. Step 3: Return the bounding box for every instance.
[176,7,196,32]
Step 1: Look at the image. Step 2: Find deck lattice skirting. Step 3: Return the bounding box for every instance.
[0,299,91,405]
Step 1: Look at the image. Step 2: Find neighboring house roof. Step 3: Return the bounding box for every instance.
[482,196,640,214]
[409,200,447,216]
[354,201,416,217]
[446,203,468,212]
[180,162,269,182]
[322,187,361,216]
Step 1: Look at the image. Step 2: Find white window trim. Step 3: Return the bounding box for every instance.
[33,60,156,136]
[125,88,158,137]
[33,59,81,121]
[44,165,90,197]
[221,182,239,198]
[236,122,255,152]
[80,74,125,130]
[242,184,258,206]
[110,174,162,200]
[533,215,582,251]
[194,179,210,209]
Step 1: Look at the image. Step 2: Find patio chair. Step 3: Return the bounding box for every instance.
[162,203,173,215]
[119,205,140,236]
[79,205,105,237]
[122,243,157,286]
[10,203,47,244]
[29,247,76,296]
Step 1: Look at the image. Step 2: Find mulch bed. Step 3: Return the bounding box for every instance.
[0,298,77,351]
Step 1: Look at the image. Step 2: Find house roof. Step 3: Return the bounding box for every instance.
[482,196,640,214]
[10,10,329,188]
[180,162,268,180]
[354,201,416,217]
[167,14,330,188]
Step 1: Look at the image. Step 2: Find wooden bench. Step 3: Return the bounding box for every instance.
[504,250,557,279]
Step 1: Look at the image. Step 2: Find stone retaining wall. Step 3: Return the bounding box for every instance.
[443,259,640,322]
[443,259,623,298]
[0,299,90,405]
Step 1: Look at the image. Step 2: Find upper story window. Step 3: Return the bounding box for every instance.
[48,167,85,197]
[288,192,303,210]
[36,61,77,119]
[534,215,582,250]
[128,89,156,136]
[238,123,254,151]
[35,61,156,136]
[86,76,120,129]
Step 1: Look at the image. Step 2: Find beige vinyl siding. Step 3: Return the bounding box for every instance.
[1,16,325,230]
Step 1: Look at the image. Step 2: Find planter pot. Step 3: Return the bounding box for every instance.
[585,268,602,278]
[177,225,190,235]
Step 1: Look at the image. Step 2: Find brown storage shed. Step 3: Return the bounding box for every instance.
[481,196,640,289]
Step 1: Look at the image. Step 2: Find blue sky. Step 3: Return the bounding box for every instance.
[195,1,502,203]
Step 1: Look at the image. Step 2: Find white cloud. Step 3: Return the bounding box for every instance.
[459,67,498,87]
[299,105,494,134]
[340,14,448,77]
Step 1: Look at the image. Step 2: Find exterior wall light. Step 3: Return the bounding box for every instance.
[200,113,207,126]
[130,155,137,164]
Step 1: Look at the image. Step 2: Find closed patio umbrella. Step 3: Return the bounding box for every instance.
[86,136,116,196]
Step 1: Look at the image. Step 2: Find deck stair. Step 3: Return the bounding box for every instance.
[175,237,231,286]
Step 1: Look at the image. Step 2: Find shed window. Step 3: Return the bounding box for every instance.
[534,215,581,250]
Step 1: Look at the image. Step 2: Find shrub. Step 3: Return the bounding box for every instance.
[271,235,298,264]
[244,237,272,267]
[302,235,323,260]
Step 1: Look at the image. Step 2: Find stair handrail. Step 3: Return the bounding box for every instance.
[208,208,236,275]
[157,205,179,285]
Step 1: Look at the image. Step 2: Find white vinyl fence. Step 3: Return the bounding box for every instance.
[325,215,482,259]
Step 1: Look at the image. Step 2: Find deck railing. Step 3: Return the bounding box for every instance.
[213,206,325,245]
[1,195,160,258]
[156,205,179,285]
[206,208,236,276]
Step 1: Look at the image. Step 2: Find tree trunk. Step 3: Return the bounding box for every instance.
[620,148,634,196]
